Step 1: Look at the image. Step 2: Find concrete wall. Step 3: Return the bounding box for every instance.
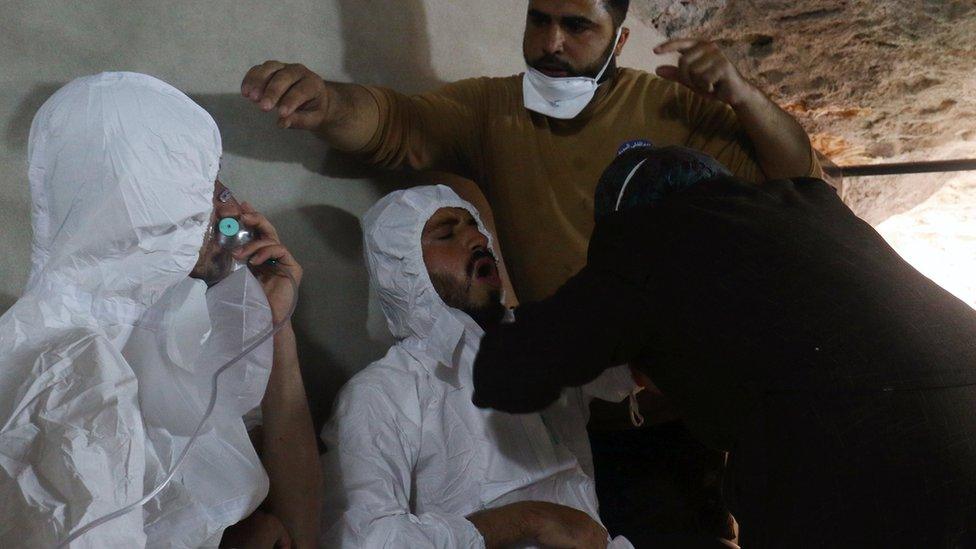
[0,0,666,428]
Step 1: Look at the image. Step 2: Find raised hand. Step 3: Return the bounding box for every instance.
[233,201,303,324]
[654,39,752,107]
[241,61,331,131]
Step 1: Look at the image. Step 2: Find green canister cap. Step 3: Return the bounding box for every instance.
[218,217,240,237]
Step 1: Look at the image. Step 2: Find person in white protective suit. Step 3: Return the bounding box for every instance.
[0,72,319,548]
[321,184,637,548]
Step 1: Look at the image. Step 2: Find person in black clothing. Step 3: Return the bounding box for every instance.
[472,144,976,548]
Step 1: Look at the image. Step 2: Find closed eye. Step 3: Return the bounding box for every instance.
[562,17,593,34]
[527,9,550,27]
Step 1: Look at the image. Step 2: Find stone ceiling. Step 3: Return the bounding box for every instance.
[633,0,976,224]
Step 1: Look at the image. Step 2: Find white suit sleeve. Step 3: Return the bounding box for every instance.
[321,377,486,548]
[580,364,638,404]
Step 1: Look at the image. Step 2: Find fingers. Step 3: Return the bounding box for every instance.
[234,239,294,266]
[226,510,292,549]
[655,64,680,82]
[277,109,322,131]
[275,73,325,117]
[261,511,291,549]
[653,38,700,54]
[274,525,293,549]
[678,51,694,91]
[242,61,328,131]
[655,40,729,97]
[241,60,286,100]
[240,208,280,241]
[687,56,719,93]
[249,242,294,267]
[242,61,324,116]
[700,64,726,95]
[234,206,302,284]
[677,43,708,85]
[259,64,308,111]
[584,524,609,549]
[246,240,304,291]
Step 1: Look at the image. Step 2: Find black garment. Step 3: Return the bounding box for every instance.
[473,176,976,547]
[590,421,735,548]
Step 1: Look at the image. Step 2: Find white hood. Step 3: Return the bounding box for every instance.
[362,185,494,363]
[25,71,219,328]
[0,72,266,548]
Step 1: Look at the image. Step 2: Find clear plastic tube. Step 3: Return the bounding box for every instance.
[58,265,299,547]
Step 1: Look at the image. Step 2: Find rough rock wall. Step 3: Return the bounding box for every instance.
[634,0,976,224]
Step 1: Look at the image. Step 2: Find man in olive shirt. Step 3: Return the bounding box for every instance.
[241,1,819,303]
[241,0,820,541]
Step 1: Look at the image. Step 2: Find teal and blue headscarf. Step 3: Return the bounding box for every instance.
[594,142,732,221]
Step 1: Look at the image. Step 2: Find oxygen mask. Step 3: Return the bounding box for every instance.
[200,216,253,286]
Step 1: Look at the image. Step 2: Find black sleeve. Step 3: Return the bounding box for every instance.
[472,218,654,413]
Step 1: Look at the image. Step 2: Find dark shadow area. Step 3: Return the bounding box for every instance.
[8,1,445,180]
[200,0,447,184]
[192,93,438,192]
[269,204,387,442]
[4,83,63,150]
[335,0,444,94]
[0,196,34,310]
[191,92,400,193]
[193,92,454,204]
[0,294,17,317]
[591,421,736,547]
[190,93,332,174]
[294,324,354,452]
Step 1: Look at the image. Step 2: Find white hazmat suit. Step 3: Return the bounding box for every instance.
[0,72,272,547]
[321,185,635,548]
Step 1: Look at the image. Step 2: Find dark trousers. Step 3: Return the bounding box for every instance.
[728,389,976,549]
[590,420,735,548]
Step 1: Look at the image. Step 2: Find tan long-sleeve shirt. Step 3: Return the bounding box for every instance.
[358,68,821,302]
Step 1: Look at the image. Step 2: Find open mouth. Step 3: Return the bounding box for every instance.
[538,67,570,77]
[470,254,501,287]
[533,57,575,78]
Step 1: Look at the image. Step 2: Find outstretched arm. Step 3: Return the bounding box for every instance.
[241,61,484,176]
[241,61,378,151]
[656,39,819,180]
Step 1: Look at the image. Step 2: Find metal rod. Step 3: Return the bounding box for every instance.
[823,158,976,178]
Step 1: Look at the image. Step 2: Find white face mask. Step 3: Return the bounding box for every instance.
[522,27,623,120]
